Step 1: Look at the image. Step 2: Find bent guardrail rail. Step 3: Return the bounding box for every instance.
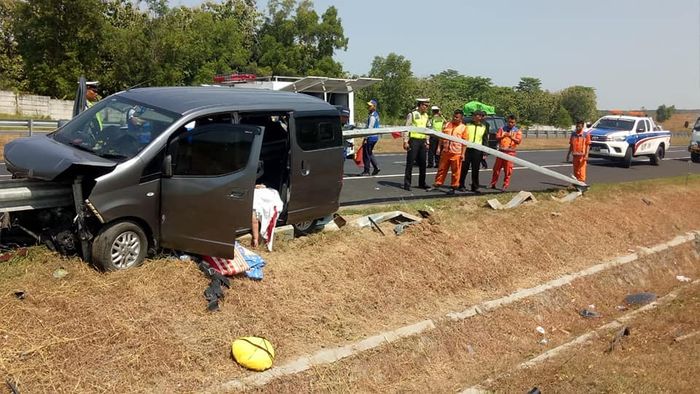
[344,126,588,189]
[0,179,73,213]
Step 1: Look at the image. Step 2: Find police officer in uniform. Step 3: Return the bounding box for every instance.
[403,98,431,191]
[427,105,445,168]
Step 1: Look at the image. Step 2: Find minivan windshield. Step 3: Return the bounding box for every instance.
[594,119,635,131]
[52,96,179,161]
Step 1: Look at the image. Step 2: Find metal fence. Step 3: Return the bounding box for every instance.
[0,119,694,140]
[0,120,59,136]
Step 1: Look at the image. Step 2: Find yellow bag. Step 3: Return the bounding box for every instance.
[231,336,275,371]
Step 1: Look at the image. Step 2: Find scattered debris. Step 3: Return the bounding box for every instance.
[0,248,28,263]
[673,331,699,343]
[551,190,582,203]
[332,213,347,228]
[624,292,657,305]
[231,336,275,371]
[538,338,549,345]
[536,326,546,335]
[374,187,380,191]
[676,275,692,282]
[527,387,542,394]
[394,221,419,236]
[579,309,601,318]
[487,191,537,210]
[52,267,68,279]
[616,305,628,311]
[466,344,475,355]
[5,379,20,394]
[641,197,653,206]
[550,212,562,217]
[195,257,231,312]
[204,242,266,280]
[13,291,25,300]
[606,326,630,353]
[368,216,386,236]
[179,254,192,261]
[352,211,422,229]
[417,209,432,219]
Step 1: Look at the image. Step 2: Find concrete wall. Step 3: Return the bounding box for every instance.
[0,90,73,119]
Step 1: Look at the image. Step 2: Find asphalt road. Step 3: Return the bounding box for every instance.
[0,147,696,207]
[341,147,699,206]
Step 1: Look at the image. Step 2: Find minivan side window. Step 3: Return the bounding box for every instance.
[170,123,253,176]
[296,116,342,151]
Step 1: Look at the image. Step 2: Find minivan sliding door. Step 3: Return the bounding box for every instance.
[160,121,264,258]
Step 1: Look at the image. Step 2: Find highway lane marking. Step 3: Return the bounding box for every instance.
[344,156,692,180]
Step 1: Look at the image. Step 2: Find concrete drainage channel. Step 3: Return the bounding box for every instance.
[209,231,700,392]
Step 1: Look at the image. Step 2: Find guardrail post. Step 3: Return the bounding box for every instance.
[28,119,33,137]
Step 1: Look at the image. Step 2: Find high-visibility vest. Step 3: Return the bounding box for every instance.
[431,116,445,133]
[466,123,487,145]
[87,100,103,130]
[409,111,429,139]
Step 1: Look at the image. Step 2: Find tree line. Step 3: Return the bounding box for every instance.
[0,0,626,127]
[0,0,347,99]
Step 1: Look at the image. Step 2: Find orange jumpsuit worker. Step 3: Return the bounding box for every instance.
[429,109,468,195]
[566,119,591,182]
[490,115,522,190]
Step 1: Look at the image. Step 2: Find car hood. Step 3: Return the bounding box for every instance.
[588,128,629,137]
[4,135,117,181]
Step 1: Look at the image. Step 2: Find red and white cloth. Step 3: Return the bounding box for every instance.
[253,187,283,252]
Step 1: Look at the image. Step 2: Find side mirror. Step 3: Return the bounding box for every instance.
[57,119,70,129]
[586,123,592,128]
[163,154,173,177]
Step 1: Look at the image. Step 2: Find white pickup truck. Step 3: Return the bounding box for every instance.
[587,115,671,167]
[689,117,700,163]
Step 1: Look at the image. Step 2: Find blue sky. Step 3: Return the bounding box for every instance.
[176,0,700,109]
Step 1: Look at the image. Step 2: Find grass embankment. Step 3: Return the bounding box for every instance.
[1,176,699,392]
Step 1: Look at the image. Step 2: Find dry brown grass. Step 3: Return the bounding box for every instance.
[261,246,700,393]
[1,178,700,392]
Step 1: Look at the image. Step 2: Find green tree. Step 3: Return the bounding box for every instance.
[255,0,347,77]
[0,0,26,91]
[655,104,675,123]
[14,0,107,98]
[551,104,573,129]
[360,53,415,122]
[560,86,597,123]
[515,77,542,93]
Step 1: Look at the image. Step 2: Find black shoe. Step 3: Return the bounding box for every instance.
[372,168,380,176]
[425,186,435,192]
[457,187,468,192]
[447,188,456,195]
[403,185,411,191]
[360,171,370,176]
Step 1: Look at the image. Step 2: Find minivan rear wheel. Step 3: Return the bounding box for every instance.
[92,221,148,271]
[293,219,321,236]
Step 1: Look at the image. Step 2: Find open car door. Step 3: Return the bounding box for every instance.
[160,123,264,258]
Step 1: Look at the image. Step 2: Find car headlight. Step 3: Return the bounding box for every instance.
[611,136,627,142]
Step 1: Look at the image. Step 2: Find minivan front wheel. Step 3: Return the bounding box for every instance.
[92,221,148,271]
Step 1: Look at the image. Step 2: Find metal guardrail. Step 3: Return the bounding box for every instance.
[0,119,59,136]
[0,178,73,213]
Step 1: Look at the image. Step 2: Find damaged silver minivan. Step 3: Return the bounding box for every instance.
[4,87,344,270]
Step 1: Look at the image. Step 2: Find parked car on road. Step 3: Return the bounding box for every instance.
[689,117,700,163]
[587,115,671,167]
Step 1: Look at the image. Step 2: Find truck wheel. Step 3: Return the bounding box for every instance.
[91,221,148,271]
[621,147,633,168]
[650,145,664,166]
[692,152,700,163]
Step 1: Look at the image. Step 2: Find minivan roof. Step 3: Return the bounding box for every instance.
[118,86,336,115]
